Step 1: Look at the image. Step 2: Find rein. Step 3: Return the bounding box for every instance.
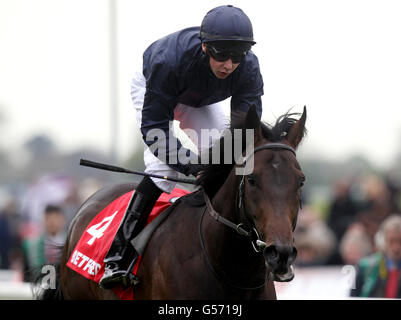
[199,142,297,290]
[199,206,269,290]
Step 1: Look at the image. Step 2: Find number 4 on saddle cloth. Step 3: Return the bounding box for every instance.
[66,188,190,299]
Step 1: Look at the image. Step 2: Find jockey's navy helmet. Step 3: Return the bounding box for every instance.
[200,5,256,51]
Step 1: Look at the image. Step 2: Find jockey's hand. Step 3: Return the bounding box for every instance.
[196,172,203,179]
[188,164,205,178]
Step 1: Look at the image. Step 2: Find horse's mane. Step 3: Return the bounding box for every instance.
[196,111,305,198]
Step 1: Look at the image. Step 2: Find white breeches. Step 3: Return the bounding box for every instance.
[130,71,229,193]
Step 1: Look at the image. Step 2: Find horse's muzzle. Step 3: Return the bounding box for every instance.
[264,244,297,282]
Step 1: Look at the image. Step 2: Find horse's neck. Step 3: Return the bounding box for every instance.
[202,170,266,284]
[211,172,239,221]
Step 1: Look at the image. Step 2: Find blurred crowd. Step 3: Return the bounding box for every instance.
[295,173,401,298]
[0,171,400,298]
[0,174,103,281]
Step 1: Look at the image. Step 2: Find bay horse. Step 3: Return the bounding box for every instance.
[42,105,306,300]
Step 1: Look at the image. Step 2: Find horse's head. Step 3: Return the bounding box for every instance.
[239,106,307,282]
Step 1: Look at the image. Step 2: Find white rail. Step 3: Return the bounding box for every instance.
[0,282,34,300]
[0,270,34,300]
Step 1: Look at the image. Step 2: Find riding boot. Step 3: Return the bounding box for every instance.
[99,176,162,289]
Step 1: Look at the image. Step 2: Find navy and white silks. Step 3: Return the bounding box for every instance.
[131,27,263,193]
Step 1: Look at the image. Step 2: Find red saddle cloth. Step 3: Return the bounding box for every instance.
[66,188,189,299]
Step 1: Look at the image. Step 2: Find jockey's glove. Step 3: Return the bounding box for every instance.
[187,163,205,177]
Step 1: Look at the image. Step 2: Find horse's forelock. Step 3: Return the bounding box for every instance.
[261,112,305,143]
[197,110,306,197]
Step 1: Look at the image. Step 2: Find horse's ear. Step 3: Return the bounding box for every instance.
[286,106,307,149]
[244,105,263,142]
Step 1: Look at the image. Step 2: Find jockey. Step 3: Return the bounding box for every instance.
[99,4,264,289]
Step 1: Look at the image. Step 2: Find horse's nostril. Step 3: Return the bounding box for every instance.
[265,244,297,265]
[264,245,279,262]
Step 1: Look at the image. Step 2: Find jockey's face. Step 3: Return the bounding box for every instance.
[202,43,240,79]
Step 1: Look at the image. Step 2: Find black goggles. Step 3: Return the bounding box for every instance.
[206,45,248,64]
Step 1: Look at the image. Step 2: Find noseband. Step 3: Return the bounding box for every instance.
[203,142,297,252]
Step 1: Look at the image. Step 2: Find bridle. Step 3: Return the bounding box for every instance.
[200,142,298,290]
[203,142,297,251]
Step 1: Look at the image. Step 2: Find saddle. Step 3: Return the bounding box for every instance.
[132,188,205,257]
[66,187,191,299]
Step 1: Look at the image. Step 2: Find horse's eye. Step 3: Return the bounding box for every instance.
[247,175,256,186]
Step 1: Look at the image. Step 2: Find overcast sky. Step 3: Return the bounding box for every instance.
[1,0,400,170]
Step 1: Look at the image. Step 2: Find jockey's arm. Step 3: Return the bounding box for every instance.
[230,52,263,128]
[140,93,201,177]
[230,95,262,129]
